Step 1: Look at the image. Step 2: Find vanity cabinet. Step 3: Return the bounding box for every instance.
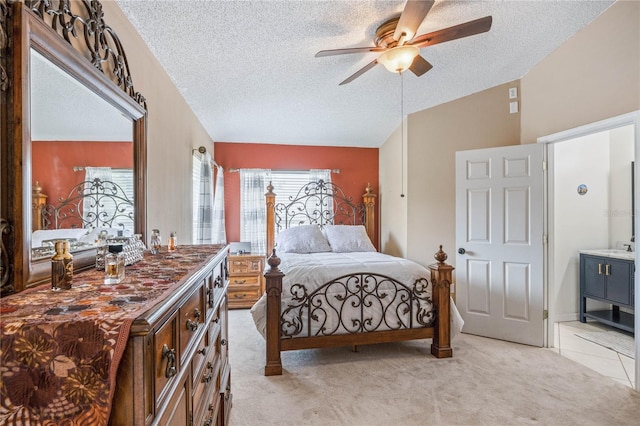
[580,253,635,332]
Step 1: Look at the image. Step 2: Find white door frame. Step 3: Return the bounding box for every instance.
[537,110,640,391]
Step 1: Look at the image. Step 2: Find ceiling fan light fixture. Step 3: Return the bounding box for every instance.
[378,45,419,73]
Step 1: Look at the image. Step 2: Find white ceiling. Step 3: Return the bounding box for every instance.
[115,0,614,148]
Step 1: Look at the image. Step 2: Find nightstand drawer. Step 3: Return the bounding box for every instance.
[229,275,260,286]
[229,258,263,274]
[228,286,261,307]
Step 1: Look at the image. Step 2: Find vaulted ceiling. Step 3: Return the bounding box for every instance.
[115,0,614,148]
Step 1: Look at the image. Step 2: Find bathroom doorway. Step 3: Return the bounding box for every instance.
[538,111,639,390]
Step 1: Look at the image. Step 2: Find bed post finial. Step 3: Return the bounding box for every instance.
[267,248,281,270]
[434,245,448,264]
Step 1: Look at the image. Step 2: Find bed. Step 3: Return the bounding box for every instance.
[31,177,134,260]
[251,180,461,376]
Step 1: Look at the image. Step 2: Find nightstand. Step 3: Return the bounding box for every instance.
[227,253,265,309]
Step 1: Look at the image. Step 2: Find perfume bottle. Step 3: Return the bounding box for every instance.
[150,229,162,254]
[105,244,125,284]
[51,240,73,290]
[168,232,177,252]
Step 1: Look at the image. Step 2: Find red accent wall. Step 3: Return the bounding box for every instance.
[214,142,379,247]
[32,141,133,211]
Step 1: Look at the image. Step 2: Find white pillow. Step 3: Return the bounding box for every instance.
[324,225,376,253]
[276,225,332,254]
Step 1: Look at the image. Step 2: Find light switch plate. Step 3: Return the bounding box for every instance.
[509,87,518,99]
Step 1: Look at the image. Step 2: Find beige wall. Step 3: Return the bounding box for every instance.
[103,2,214,243]
[521,0,640,144]
[380,81,521,267]
[379,122,407,257]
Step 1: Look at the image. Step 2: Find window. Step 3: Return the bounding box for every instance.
[110,169,134,233]
[269,170,332,233]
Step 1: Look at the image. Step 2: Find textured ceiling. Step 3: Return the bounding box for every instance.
[115,0,614,148]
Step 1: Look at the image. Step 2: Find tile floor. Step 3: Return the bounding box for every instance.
[553,321,635,388]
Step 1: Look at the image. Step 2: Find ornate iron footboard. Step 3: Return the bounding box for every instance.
[281,273,435,338]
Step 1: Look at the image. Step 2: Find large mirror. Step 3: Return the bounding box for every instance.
[6,3,147,291]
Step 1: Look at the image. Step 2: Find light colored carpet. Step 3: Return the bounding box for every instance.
[227,309,639,425]
[575,330,635,359]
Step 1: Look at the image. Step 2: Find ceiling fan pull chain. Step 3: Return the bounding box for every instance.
[400,72,405,198]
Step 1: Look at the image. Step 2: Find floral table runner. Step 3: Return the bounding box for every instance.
[0,244,226,425]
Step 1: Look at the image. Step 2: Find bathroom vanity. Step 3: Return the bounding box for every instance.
[579,249,635,332]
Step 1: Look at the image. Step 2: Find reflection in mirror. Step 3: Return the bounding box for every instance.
[30,49,134,261]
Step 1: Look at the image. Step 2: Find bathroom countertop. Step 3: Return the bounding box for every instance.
[579,249,635,261]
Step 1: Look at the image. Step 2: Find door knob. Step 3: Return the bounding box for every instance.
[458,248,466,255]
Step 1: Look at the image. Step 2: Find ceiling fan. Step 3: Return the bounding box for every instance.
[316,0,492,85]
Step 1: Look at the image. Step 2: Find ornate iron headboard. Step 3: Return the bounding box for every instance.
[41,178,134,231]
[274,180,366,233]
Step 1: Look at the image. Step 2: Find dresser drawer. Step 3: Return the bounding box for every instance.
[154,313,178,405]
[191,327,210,389]
[193,352,220,424]
[179,285,205,362]
[229,257,263,274]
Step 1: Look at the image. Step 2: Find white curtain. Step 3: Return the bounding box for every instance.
[310,169,331,187]
[240,169,270,254]
[211,165,226,244]
[84,167,113,229]
[195,152,215,244]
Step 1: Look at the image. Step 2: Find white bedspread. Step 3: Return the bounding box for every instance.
[250,251,463,339]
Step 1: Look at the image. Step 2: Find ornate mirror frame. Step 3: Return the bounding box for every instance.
[0,0,147,294]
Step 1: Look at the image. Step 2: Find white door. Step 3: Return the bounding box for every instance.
[455,144,545,346]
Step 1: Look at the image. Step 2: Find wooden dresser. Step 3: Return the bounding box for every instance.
[228,253,265,309]
[0,245,231,425]
[111,245,232,425]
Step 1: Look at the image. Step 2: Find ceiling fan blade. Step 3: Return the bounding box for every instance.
[394,0,435,42]
[409,16,493,48]
[409,55,433,77]
[315,46,387,57]
[339,59,379,85]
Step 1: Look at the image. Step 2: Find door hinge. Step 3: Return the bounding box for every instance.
[543,234,548,245]
[543,310,548,320]
[542,160,547,171]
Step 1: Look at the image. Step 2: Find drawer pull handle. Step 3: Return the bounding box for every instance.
[204,418,213,426]
[605,264,611,276]
[186,319,199,331]
[198,347,206,356]
[209,403,215,412]
[161,344,177,378]
[221,339,227,346]
[215,276,223,288]
[207,361,214,370]
[203,372,213,383]
[233,293,246,299]
[213,317,219,324]
[193,308,201,319]
[233,279,246,285]
[207,288,214,308]
[598,263,602,275]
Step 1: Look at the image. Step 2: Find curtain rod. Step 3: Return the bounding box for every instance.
[192,146,220,168]
[73,166,129,172]
[227,168,341,174]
